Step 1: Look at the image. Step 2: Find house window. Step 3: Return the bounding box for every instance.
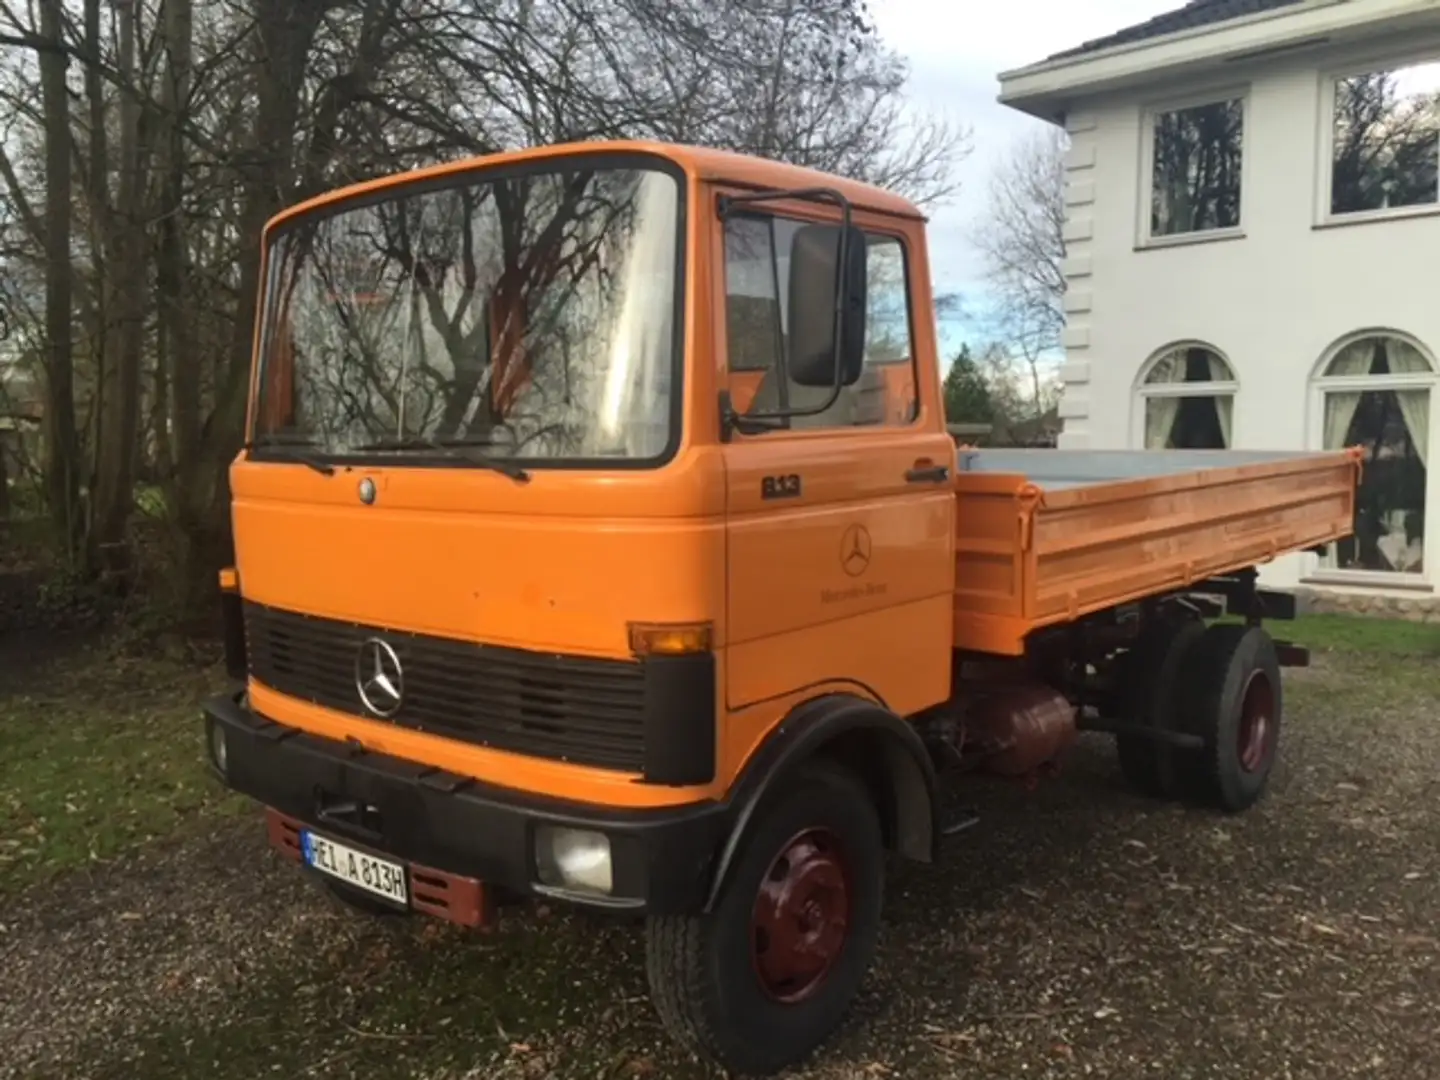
[1316,334,1433,578]
[1147,97,1245,239]
[1330,60,1440,217]
[1138,344,1236,449]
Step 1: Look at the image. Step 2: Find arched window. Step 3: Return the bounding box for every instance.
[1316,332,1434,578]
[1137,343,1237,449]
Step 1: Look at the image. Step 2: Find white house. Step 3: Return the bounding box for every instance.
[998,0,1440,612]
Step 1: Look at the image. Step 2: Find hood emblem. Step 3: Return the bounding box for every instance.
[355,637,404,717]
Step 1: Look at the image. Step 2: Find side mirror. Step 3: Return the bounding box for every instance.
[787,222,867,389]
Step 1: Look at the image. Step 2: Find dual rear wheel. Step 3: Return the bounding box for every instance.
[1115,618,1283,812]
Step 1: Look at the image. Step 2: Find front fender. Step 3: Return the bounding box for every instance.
[703,693,939,912]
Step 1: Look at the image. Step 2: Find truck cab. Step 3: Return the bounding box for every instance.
[204,139,1356,1076]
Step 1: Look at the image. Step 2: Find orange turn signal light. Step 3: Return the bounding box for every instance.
[627,621,713,657]
[218,567,239,593]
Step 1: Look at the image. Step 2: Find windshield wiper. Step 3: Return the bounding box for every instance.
[243,440,336,476]
[351,437,530,483]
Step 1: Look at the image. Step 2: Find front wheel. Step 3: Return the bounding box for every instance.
[645,760,884,1076]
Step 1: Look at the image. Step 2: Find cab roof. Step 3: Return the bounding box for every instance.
[265,139,926,236]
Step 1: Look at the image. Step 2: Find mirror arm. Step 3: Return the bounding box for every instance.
[828,198,853,401]
[719,389,788,439]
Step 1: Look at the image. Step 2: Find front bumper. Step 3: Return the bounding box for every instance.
[203,690,730,916]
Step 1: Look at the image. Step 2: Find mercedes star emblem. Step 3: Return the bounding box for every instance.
[840,523,872,577]
[355,637,404,717]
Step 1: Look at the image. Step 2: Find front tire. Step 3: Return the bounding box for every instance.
[645,760,884,1076]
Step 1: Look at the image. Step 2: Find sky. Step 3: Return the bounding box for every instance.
[867,0,1181,354]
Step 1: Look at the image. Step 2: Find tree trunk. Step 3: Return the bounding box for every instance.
[91,0,147,578]
[0,441,11,524]
[157,0,191,503]
[39,0,80,561]
[179,0,326,611]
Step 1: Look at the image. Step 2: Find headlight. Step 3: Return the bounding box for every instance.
[535,826,613,895]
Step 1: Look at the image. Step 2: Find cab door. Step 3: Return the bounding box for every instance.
[717,201,956,722]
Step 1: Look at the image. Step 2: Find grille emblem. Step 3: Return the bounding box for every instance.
[358,477,377,505]
[355,637,404,717]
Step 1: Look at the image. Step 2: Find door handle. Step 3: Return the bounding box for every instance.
[905,463,950,483]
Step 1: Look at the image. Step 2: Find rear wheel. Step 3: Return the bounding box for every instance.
[645,760,884,1076]
[1177,623,1283,812]
[1114,613,1205,799]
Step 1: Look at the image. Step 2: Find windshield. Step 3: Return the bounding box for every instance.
[251,160,682,466]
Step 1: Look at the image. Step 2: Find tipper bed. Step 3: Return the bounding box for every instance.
[951,447,1363,655]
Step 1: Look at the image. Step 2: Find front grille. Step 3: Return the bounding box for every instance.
[243,602,647,772]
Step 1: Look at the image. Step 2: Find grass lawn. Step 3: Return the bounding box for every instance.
[0,643,243,895]
[1276,612,1440,656]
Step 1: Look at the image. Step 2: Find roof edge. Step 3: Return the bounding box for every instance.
[997,0,1437,118]
[265,139,925,237]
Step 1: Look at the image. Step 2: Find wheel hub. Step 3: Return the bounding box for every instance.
[750,827,851,1004]
[1237,669,1276,773]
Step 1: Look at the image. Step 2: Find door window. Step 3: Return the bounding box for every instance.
[722,214,917,429]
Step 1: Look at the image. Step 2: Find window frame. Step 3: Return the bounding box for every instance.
[1136,85,1251,250]
[716,205,922,437]
[1315,49,1440,229]
[1130,341,1240,449]
[1305,330,1438,590]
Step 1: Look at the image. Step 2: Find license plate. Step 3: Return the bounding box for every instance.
[301,829,409,908]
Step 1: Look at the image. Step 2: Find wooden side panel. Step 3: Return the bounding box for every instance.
[952,450,1361,655]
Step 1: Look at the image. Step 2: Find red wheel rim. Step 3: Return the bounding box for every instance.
[1237,670,1276,773]
[750,827,851,1004]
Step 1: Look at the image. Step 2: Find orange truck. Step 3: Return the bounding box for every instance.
[203,140,1360,1075]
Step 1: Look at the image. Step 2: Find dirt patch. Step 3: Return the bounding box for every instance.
[3,647,1439,1080]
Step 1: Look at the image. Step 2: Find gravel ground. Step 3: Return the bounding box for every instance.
[2,646,1438,1080]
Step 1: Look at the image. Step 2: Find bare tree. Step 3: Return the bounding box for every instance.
[973,126,1067,413]
[37,0,81,557]
[0,0,969,609]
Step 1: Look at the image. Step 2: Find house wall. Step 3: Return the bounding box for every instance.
[1057,29,1440,595]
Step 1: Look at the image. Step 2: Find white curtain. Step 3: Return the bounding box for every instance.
[1213,395,1234,447]
[1202,353,1234,447]
[1395,390,1430,467]
[1144,349,1186,386]
[1323,392,1363,451]
[1385,339,1431,376]
[1143,348,1186,448]
[1382,339,1432,467]
[1145,399,1180,448]
[1326,339,1377,378]
[1321,339,1375,450]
